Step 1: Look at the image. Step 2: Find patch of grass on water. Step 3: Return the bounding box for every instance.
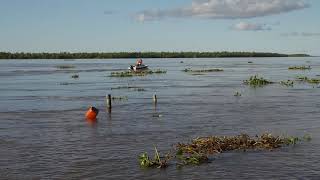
[296,76,320,84]
[110,70,167,77]
[56,65,75,69]
[111,96,128,101]
[139,146,170,169]
[139,133,310,169]
[176,133,304,155]
[244,75,273,87]
[183,68,224,73]
[288,66,311,70]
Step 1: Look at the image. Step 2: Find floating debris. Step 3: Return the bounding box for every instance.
[110,70,167,77]
[71,74,79,79]
[248,61,253,64]
[288,66,311,70]
[244,75,274,87]
[183,68,224,73]
[280,80,294,86]
[56,65,75,69]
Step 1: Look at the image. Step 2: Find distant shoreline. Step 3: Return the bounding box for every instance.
[0,52,310,59]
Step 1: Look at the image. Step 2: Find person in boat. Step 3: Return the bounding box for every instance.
[136,58,143,66]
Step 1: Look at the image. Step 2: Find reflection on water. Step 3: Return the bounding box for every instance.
[0,58,320,179]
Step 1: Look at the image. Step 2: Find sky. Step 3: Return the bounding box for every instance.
[0,0,319,55]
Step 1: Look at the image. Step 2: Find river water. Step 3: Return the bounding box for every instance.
[0,58,320,179]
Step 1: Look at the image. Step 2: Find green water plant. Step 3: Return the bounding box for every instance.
[288,66,311,70]
[111,96,128,101]
[139,146,169,168]
[244,75,273,87]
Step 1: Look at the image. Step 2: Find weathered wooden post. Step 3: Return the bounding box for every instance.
[106,94,112,112]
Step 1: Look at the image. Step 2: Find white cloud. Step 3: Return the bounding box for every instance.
[232,22,271,31]
[136,0,309,22]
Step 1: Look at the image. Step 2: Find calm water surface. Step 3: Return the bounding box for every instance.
[0,58,320,179]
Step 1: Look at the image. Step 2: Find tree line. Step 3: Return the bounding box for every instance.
[0,51,309,59]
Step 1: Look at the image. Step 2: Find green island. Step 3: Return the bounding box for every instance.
[0,52,310,59]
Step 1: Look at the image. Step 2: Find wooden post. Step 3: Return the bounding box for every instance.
[106,94,112,110]
[153,94,157,104]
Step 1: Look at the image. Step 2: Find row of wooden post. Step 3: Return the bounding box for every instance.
[106,94,157,112]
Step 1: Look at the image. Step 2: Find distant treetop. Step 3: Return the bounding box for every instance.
[0,51,310,59]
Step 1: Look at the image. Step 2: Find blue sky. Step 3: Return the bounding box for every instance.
[0,0,319,55]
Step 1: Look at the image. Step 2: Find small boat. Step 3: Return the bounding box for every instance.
[128,58,148,71]
[128,64,149,71]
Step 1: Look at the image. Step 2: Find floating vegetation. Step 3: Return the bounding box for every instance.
[110,70,167,77]
[176,150,209,166]
[296,76,320,84]
[244,75,274,87]
[288,66,311,70]
[71,74,79,79]
[183,68,224,73]
[139,146,169,168]
[111,96,128,101]
[176,133,303,155]
[111,86,146,91]
[139,133,309,169]
[280,80,294,86]
[234,91,242,96]
[56,65,75,69]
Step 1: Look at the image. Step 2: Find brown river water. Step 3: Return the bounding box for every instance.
[0,58,320,179]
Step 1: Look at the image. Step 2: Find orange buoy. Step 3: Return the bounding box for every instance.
[85,106,99,120]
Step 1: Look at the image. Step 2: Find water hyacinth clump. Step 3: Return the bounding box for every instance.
[288,66,311,70]
[111,96,128,101]
[183,68,224,73]
[139,147,170,168]
[244,75,273,87]
[110,70,167,77]
[139,133,309,169]
[176,133,303,155]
